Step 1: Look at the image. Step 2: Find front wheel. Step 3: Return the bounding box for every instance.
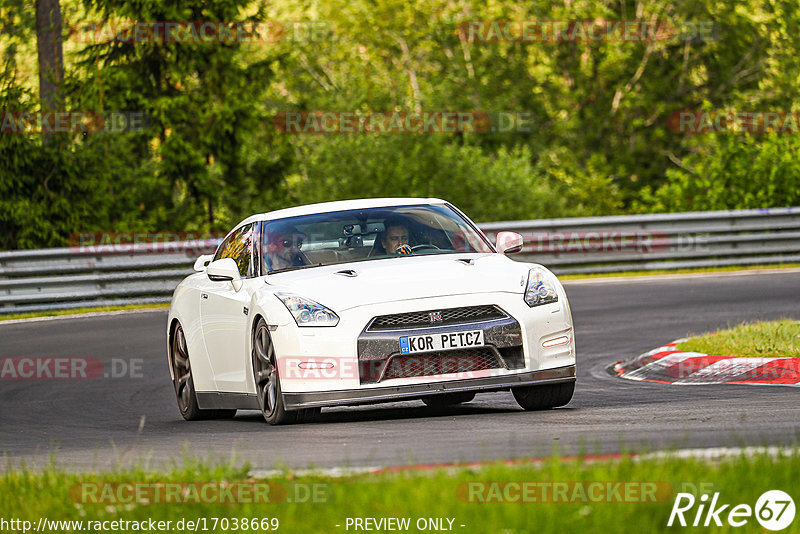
[512,381,574,411]
[252,318,319,425]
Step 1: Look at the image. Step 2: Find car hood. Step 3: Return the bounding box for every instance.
[263,254,532,311]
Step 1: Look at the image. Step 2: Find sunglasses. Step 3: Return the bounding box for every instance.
[281,238,303,248]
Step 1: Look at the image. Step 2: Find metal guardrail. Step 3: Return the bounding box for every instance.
[0,241,218,314]
[481,206,800,273]
[2,207,799,314]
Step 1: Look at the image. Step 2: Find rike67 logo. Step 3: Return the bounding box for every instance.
[668,490,795,530]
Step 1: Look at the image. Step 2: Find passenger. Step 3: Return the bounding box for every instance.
[264,226,307,271]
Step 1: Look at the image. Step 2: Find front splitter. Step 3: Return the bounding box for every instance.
[282,364,576,410]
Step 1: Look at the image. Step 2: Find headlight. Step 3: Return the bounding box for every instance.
[276,293,340,327]
[524,268,558,307]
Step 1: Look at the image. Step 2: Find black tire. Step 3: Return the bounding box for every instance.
[171,323,236,420]
[512,381,575,411]
[252,318,320,425]
[422,392,476,407]
[295,407,322,423]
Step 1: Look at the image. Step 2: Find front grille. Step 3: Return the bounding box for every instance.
[367,305,507,331]
[376,347,503,382]
[498,346,525,370]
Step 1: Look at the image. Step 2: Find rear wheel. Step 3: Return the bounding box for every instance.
[171,323,236,420]
[252,318,319,425]
[422,392,475,407]
[512,381,574,411]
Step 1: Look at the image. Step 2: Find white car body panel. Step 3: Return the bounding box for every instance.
[167,198,576,414]
[266,254,527,311]
[271,284,574,395]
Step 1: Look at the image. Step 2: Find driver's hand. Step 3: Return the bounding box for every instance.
[395,244,413,255]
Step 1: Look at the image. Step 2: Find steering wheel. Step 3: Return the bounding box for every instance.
[411,244,441,252]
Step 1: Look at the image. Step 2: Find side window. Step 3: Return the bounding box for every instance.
[213,224,254,277]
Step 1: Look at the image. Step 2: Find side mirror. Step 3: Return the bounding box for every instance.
[496,231,524,254]
[206,258,243,291]
[193,254,213,272]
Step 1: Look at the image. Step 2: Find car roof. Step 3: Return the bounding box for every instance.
[236,197,449,227]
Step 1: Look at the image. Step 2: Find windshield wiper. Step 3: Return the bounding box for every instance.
[267,263,323,275]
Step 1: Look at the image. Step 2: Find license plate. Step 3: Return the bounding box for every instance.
[399,330,485,354]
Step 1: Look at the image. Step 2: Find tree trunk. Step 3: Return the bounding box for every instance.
[35,0,64,144]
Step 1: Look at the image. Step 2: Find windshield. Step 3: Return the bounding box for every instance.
[260,204,493,273]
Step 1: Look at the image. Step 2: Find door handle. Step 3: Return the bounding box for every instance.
[201,293,208,300]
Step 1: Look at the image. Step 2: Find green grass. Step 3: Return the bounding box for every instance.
[678,319,800,358]
[0,303,169,322]
[2,452,800,533]
[560,263,800,281]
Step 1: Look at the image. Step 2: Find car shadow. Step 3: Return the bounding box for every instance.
[233,402,522,426]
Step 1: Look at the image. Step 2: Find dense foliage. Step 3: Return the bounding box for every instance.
[1,0,799,248]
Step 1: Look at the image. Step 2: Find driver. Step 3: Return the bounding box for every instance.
[380,218,412,255]
[264,226,307,271]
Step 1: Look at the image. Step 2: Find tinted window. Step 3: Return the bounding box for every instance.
[260,204,493,273]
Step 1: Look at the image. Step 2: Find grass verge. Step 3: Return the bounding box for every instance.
[0,303,169,322]
[560,263,800,281]
[2,452,799,533]
[679,319,800,358]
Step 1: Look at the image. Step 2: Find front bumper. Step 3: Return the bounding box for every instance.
[357,307,525,384]
[282,364,575,410]
[270,291,575,395]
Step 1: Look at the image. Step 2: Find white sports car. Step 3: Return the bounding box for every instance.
[167,198,575,424]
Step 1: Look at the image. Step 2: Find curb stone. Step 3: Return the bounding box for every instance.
[613,341,800,386]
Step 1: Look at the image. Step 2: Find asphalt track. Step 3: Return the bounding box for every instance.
[1,270,799,472]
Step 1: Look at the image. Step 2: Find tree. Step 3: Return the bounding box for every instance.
[35,0,64,144]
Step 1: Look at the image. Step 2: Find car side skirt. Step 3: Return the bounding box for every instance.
[282,365,576,410]
[196,392,260,410]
